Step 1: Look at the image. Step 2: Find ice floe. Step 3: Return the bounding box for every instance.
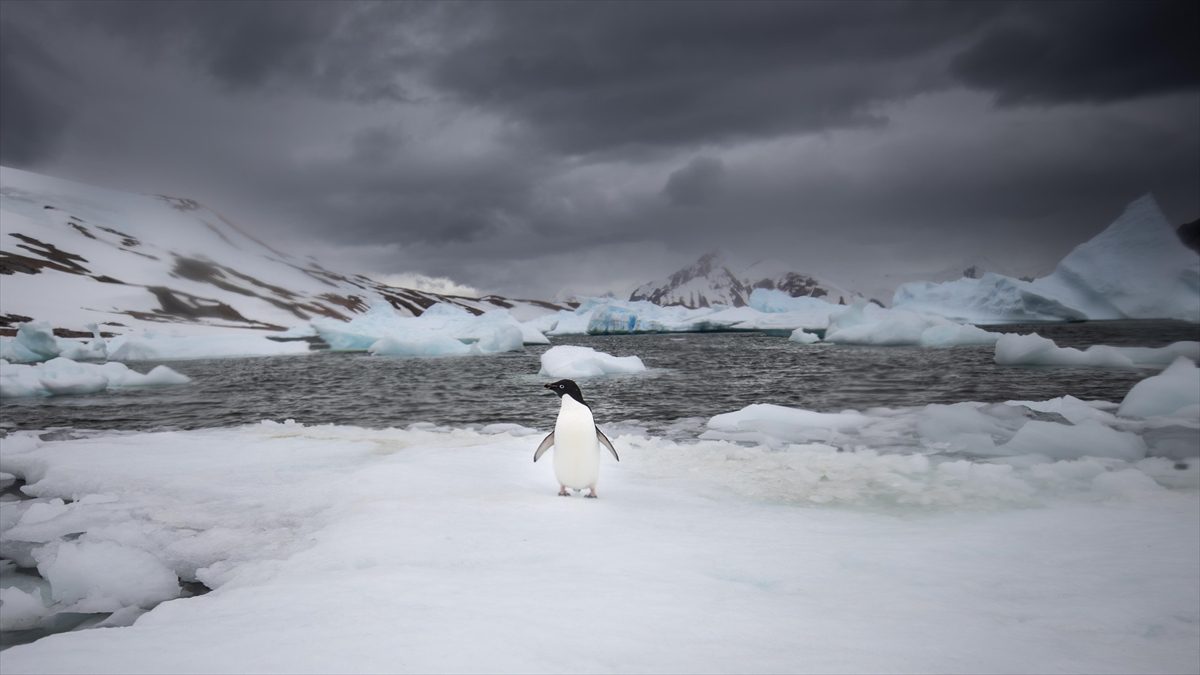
[1118,357,1200,419]
[995,333,1200,368]
[538,345,647,378]
[0,411,1196,674]
[0,357,190,398]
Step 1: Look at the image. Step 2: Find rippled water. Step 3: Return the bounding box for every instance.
[2,321,1196,437]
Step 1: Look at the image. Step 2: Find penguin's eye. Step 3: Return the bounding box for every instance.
[558,384,564,389]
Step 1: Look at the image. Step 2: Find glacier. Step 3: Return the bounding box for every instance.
[312,302,537,357]
[894,195,1200,323]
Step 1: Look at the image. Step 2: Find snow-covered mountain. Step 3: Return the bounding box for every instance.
[629,252,856,308]
[0,167,568,339]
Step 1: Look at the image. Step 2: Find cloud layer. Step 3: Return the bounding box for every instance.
[2,1,1196,298]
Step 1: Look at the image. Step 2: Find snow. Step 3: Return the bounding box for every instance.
[0,412,1196,674]
[34,540,181,613]
[313,302,533,357]
[995,333,1200,368]
[0,357,190,398]
[106,333,310,361]
[538,346,647,379]
[1118,357,1200,418]
[0,165,566,353]
[894,195,1200,323]
[823,302,1000,347]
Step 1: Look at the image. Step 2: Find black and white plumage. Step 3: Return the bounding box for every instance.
[534,379,619,497]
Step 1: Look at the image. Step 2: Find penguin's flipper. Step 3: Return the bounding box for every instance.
[595,427,620,461]
[533,432,555,462]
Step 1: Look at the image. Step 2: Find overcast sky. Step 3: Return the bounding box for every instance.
[2,0,1197,299]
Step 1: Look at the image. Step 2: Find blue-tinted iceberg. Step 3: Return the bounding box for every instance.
[824,303,1000,347]
[312,301,536,357]
[894,195,1200,323]
[0,357,190,398]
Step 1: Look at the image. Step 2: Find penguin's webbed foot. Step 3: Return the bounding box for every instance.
[558,486,570,496]
[585,488,598,499]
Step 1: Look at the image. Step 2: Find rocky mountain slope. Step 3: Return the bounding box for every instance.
[0,167,568,338]
[629,252,856,308]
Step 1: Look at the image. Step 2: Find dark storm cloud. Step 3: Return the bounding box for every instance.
[0,19,71,164]
[663,157,725,206]
[952,1,1200,105]
[0,0,1196,298]
[428,1,1001,153]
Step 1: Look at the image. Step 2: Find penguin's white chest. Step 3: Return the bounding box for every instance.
[553,395,601,489]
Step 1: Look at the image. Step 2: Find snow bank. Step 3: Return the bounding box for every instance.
[995,333,1200,368]
[313,302,534,357]
[538,345,646,378]
[35,540,181,613]
[894,195,1200,323]
[0,419,1196,674]
[823,303,999,347]
[1119,357,1200,418]
[0,357,190,398]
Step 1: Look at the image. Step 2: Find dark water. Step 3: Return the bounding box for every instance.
[2,321,1197,437]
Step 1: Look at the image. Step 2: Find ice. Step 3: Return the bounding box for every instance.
[895,195,1200,323]
[823,302,1000,347]
[34,540,181,613]
[0,357,190,398]
[0,417,1196,674]
[788,328,820,344]
[0,322,63,363]
[538,345,647,378]
[995,333,1200,368]
[368,333,470,357]
[0,586,50,631]
[1118,357,1200,418]
[106,333,309,361]
[312,301,529,357]
[545,296,838,336]
[1000,420,1147,461]
[706,404,872,444]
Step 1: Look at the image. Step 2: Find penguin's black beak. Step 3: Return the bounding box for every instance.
[543,383,553,390]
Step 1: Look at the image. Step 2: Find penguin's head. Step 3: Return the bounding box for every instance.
[544,379,586,405]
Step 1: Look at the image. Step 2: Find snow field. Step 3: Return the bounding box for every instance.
[0,415,1196,674]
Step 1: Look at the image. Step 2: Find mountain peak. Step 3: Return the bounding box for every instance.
[630,252,855,309]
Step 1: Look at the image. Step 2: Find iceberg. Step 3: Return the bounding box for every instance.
[995,333,1200,368]
[0,357,190,398]
[545,295,839,336]
[312,301,536,357]
[824,303,1000,347]
[538,345,646,378]
[894,195,1200,323]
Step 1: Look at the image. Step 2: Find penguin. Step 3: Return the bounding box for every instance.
[534,379,619,498]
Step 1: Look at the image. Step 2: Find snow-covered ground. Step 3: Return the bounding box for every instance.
[1,382,1198,673]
